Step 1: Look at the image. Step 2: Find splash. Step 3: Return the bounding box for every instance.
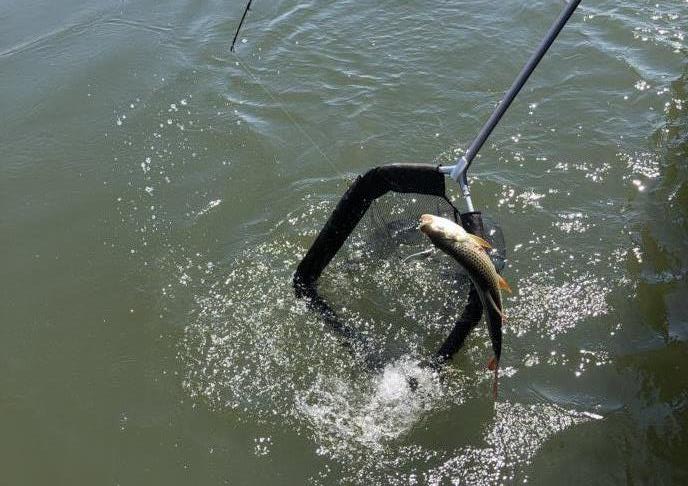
[296,357,444,454]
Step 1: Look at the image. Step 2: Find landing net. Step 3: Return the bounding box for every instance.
[294,164,505,364]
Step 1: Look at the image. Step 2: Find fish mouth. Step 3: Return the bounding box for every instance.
[418,214,434,234]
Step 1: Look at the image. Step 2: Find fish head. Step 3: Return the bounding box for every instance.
[419,214,469,244]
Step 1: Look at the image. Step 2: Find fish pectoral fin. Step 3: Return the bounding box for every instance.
[486,292,507,322]
[498,274,513,294]
[467,234,493,250]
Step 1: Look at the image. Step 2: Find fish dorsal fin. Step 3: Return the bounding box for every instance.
[498,274,512,294]
[467,233,493,250]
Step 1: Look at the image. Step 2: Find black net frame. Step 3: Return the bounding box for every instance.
[293,163,495,365]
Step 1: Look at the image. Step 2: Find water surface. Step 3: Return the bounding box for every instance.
[2,0,687,484]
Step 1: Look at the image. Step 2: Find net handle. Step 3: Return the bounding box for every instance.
[442,0,582,208]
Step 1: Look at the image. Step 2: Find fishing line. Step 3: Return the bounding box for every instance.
[228,0,409,182]
[231,53,345,181]
[229,0,341,177]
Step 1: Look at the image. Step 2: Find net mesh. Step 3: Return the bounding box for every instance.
[335,191,505,268]
[316,191,506,362]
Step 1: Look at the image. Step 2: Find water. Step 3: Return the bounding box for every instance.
[2,0,687,484]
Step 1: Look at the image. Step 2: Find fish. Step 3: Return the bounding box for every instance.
[419,214,512,397]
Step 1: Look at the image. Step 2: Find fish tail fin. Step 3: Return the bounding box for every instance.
[487,356,498,370]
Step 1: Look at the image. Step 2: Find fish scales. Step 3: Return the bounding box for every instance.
[434,233,503,361]
[419,214,510,397]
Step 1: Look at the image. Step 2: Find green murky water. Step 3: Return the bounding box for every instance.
[2,1,687,484]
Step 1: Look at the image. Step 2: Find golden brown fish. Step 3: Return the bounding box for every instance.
[419,214,511,396]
